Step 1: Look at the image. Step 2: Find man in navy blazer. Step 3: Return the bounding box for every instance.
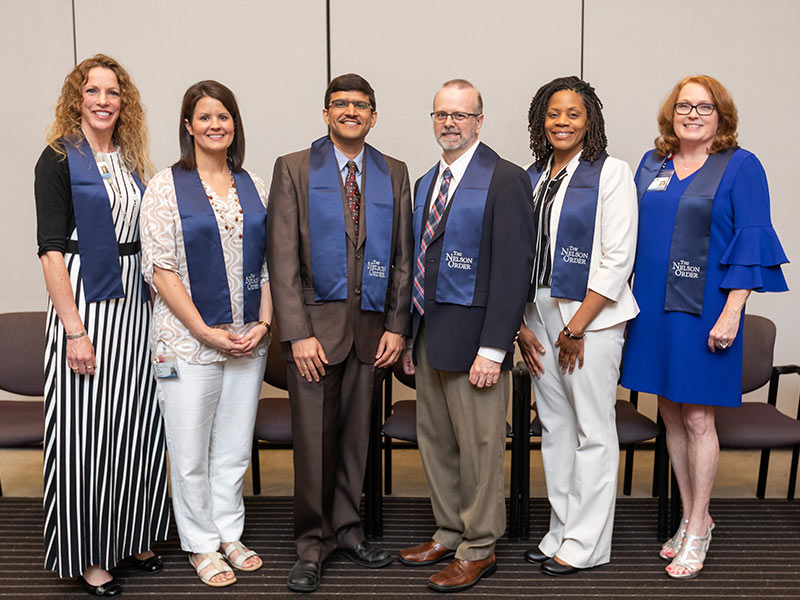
[398,79,534,593]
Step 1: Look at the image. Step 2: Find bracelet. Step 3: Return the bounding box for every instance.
[257,320,271,334]
[562,325,585,340]
[66,330,87,340]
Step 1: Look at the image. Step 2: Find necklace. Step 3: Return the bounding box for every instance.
[92,148,138,229]
[204,170,243,239]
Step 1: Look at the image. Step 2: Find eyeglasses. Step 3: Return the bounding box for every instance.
[328,99,373,111]
[674,102,716,116]
[430,111,482,123]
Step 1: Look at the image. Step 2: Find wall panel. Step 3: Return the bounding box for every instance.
[0,0,74,312]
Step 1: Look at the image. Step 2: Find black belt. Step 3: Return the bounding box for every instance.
[65,240,141,256]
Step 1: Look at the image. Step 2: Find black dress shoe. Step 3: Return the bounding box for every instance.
[541,557,584,576]
[339,540,393,568]
[524,547,550,564]
[287,559,322,593]
[79,575,122,597]
[132,554,163,573]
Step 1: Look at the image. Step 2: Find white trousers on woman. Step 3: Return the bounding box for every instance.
[157,354,266,553]
[526,289,624,568]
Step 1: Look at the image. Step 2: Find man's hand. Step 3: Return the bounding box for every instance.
[468,354,501,388]
[401,348,415,375]
[518,326,546,379]
[291,336,328,382]
[374,332,404,368]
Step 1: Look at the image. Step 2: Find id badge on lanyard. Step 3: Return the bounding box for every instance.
[648,168,674,191]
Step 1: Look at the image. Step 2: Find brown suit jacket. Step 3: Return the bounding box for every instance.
[267,142,413,365]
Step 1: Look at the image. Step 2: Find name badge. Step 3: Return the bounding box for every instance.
[154,353,179,379]
[648,168,674,191]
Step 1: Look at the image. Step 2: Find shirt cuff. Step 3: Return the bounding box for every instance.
[477,346,506,364]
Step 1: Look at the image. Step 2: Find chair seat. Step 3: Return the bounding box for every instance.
[0,400,44,446]
[253,397,292,443]
[383,399,513,444]
[716,402,800,448]
[530,399,660,445]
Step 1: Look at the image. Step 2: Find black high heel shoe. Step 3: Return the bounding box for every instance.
[132,554,163,573]
[78,575,122,597]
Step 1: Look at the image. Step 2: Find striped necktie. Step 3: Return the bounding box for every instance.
[412,167,452,314]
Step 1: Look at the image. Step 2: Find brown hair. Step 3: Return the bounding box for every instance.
[654,74,738,157]
[176,80,246,172]
[46,54,154,181]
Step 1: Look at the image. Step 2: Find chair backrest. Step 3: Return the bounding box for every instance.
[0,312,47,396]
[392,360,416,390]
[263,325,288,391]
[741,314,776,394]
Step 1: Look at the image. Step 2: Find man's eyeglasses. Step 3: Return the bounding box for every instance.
[430,111,482,123]
[328,99,373,111]
[674,102,716,116]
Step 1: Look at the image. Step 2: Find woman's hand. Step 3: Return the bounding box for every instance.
[518,326,546,378]
[554,331,584,374]
[197,326,247,356]
[66,334,97,375]
[708,289,751,353]
[230,322,269,357]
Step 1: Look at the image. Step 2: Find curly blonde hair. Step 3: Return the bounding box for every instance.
[46,54,154,181]
[654,74,739,158]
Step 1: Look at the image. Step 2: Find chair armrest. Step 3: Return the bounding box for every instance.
[767,364,800,411]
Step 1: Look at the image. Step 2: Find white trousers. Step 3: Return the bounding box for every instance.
[526,289,624,568]
[157,354,266,553]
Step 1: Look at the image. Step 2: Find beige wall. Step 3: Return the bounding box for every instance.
[2,0,796,400]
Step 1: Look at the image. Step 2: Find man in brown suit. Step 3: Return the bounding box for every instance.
[267,73,413,593]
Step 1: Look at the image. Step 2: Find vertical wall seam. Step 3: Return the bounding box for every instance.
[71,0,77,66]
[326,0,331,83]
[580,0,585,79]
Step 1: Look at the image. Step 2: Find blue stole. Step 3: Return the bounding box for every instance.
[307,136,394,312]
[171,165,266,326]
[528,153,607,301]
[413,143,499,306]
[65,137,146,303]
[636,147,737,315]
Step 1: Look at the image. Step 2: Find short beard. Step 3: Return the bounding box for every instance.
[436,124,476,152]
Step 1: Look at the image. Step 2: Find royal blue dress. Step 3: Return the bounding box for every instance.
[621,148,788,406]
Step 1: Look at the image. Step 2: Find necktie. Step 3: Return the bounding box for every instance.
[345,160,361,238]
[412,167,452,315]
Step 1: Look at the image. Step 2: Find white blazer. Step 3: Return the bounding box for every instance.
[526,151,639,331]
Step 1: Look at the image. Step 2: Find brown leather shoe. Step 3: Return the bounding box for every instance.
[398,540,456,567]
[428,554,496,592]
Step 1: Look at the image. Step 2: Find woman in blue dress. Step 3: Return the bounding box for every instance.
[622,75,788,579]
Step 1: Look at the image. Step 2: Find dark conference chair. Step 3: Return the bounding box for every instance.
[668,315,800,525]
[0,311,47,497]
[514,363,669,540]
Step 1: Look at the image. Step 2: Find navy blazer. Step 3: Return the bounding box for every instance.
[411,144,535,372]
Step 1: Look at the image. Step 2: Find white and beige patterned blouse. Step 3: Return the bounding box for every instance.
[140,167,269,365]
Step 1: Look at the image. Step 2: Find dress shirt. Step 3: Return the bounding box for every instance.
[334,145,364,189]
[430,139,505,365]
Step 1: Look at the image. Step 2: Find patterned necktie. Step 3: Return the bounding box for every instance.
[412,167,452,315]
[344,160,361,238]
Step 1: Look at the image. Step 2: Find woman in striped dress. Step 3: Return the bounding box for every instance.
[35,54,170,597]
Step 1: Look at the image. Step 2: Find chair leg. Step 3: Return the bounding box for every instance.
[653,411,665,498]
[756,448,771,499]
[655,431,668,540]
[251,439,261,496]
[516,366,532,540]
[508,369,521,540]
[384,436,393,495]
[788,444,799,501]
[669,466,681,533]
[0,476,3,498]
[622,443,635,496]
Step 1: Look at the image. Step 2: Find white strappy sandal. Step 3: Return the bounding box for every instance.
[190,551,237,587]
[222,540,263,572]
[660,519,688,560]
[666,523,713,579]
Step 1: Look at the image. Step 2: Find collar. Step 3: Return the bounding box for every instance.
[334,144,364,174]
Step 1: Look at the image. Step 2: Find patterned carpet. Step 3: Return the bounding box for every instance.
[1,496,798,599]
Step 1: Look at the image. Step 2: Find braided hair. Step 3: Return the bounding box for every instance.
[527,76,607,170]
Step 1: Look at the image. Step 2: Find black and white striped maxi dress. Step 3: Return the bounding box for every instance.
[40,150,170,577]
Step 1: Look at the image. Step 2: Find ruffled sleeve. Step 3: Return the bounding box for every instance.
[719,153,789,292]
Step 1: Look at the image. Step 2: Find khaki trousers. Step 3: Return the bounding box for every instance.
[415,324,508,561]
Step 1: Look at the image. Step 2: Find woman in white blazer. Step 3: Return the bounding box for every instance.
[518,76,638,576]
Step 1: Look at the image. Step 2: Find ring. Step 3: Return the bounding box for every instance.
[720,342,728,349]
[71,367,78,372]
